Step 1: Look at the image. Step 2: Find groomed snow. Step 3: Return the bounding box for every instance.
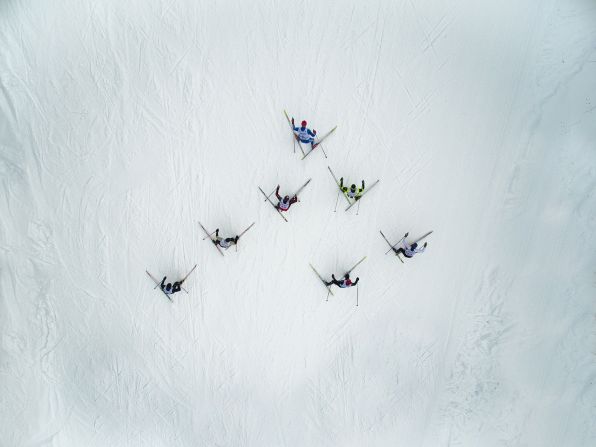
[1,0,595,445]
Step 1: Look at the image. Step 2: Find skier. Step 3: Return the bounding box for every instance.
[394,239,428,259]
[291,118,317,149]
[325,273,359,288]
[213,228,239,249]
[160,276,183,295]
[340,177,365,200]
[275,185,298,211]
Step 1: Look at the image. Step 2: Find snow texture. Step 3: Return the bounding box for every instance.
[1,0,595,446]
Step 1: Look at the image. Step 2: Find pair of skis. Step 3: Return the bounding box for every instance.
[328,166,380,213]
[258,178,311,222]
[283,110,337,160]
[379,230,433,263]
[198,221,255,256]
[310,256,366,303]
[146,264,197,302]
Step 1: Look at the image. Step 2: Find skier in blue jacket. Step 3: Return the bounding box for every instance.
[291,118,317,149]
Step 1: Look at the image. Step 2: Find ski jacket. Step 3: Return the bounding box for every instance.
[343,186,364,199]
[293,126,316,143]
[217,237,234,249]
[277,197,297,211]
[402,240,426,257]
[338,278,358,288]
[275,190,298,211]
[162,283,181,294]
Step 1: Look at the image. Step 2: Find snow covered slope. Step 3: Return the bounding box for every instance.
[1,0,595,445]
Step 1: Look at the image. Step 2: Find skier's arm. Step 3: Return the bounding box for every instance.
[275,185,281,201]
[340,177,344,188]
[289,196,298,205]
[361,180,365,189]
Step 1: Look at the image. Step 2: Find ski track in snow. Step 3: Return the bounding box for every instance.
[1,0,596,446]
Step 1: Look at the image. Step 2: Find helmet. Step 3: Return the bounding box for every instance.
[166,283,172,290]
[411,242,418,250]
[283,195,289,203]
[301,120,307,127]
[350,184,356,190]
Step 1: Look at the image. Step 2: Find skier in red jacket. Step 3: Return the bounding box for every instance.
[275,185,298,211]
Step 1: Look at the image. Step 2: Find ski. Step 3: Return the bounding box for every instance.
[258,186,288,222]
[309,263,335,297]
[345,256,367,276]
[146,270,173,302]
[293,178,312,198]
[235,222,256,252]
[327,166,353,206]
[238,222,256,238]
[302,126,337,160]
[283,110,305,156]
[180,264,198,284]
[345,179,380,211]
[198,222,225,257]
[412,231,433,244]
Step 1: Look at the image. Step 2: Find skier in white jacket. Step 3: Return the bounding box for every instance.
[213,229,239,249]
[394,240,427,259]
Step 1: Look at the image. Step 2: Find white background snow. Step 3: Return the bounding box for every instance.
[1,0,595,445]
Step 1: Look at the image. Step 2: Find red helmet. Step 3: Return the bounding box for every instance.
[301,120,307,127]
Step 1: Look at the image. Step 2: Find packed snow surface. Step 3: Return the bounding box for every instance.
[1,0,595,445]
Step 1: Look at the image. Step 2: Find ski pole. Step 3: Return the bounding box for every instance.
[318,142,328,158]
[334,191,340,212]
[356,283,359,307]
[356,199,361,215]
